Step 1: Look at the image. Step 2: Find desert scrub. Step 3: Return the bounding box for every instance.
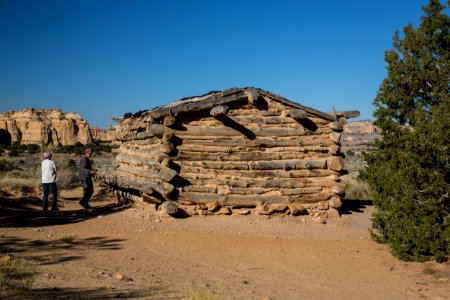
[0,177,38,196]
[0,255,36,299]
[342,177,372,200]
[52,156,80,189]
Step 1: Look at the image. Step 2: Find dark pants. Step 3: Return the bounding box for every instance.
[81,178,94,204]
[42,182,57,210]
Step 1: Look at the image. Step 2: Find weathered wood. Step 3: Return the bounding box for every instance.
[245,89,260,104]
[327,156,344,171]
[331,110,360,118]
[161,142,175,154]
[162,130,174,142]
[288,109,307,120]
[179,136,335,148]
[210,105,229,116]
[159,167,178,182]
[179,192,290,206]
[175,151,330,162]
[109,177,173,196]
[328,122,344,132]
[163,115,176,127]
[177,176,338,189]
[176,144,330,154]
[142,192,163,204]
[329,132,341,144]
[172,125,312,137]
[145,92,248,120]
[115,153,162,168]
[178,159,326,171]
[115,124,165,141]
[179,168,339,179]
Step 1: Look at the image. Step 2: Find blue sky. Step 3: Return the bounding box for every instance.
[0,0,434,129]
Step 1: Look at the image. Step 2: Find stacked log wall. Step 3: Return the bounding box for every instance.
[172,101,344,211]
[106,92,346,218]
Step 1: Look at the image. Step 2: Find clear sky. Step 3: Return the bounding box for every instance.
[0,0,433,129]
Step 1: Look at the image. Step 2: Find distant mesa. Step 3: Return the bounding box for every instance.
[0,108,110,146]
[343,120,380,134]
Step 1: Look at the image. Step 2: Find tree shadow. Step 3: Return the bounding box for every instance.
[0,196,132,228]
[23,286,178,299]
[339,199,373,215]
[0,235,126,266]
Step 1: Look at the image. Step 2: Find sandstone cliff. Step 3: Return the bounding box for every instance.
[0,108,108,146]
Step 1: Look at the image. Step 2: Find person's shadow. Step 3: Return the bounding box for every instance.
[0,195,131,228]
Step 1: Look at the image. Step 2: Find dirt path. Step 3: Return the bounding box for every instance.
[1,186,449,299]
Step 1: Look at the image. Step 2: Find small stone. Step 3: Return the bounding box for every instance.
[115,271,132,282]
[216,207,232,215]
[160,201,178,215]
[205,201,219,212]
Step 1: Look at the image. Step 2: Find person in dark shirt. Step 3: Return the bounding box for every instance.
[78,148,96,209]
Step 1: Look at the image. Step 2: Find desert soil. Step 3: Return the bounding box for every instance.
[1,184,449,300]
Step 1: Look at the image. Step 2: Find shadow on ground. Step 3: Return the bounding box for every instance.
[0,196,131,228]
[0,235,126,265]
[23,286,178,300]
[339,199,373,215]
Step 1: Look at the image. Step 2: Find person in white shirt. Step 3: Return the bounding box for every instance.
[41,151,58,211]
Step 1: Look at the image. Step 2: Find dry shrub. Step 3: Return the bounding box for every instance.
[343,177,372,200]
[0,177,38,196]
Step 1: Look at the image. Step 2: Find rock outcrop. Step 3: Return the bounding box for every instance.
[343,120,380,134]
[0,108,107,146]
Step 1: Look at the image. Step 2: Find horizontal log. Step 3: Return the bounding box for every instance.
[331,110,360,118]
[179,192,290,206]
[178,159,327,171]
[144,91,249,120]
[172,125,311,137]
[176,144,331,154]
[227,186,323,196]
[179,136,335,148]
[105,176,174,197]
[175,151,330,161]
[177,176,338,190]
[115,124,165,141]
[179,168,339,179]
[115,153,162,168]
[116,165,178,182]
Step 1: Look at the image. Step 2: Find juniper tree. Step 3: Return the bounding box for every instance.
[361,0,450,262]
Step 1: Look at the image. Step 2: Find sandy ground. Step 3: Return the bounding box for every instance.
[1,185,449,300]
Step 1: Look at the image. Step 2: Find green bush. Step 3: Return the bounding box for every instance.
[8,148,19,157]
[362,0,450,262]
[0,160,18,172]
[26,144,40,154]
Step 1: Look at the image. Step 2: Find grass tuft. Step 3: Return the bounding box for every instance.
[0,255,36,299]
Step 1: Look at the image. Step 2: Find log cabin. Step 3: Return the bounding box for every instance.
[101,87,359,220]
